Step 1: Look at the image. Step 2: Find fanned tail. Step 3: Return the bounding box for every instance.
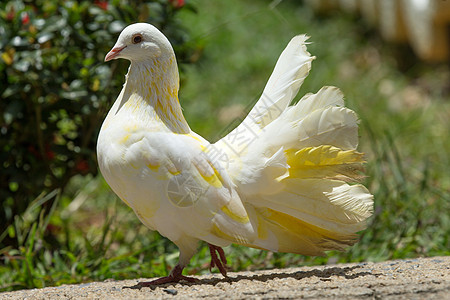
[216,36,373,255]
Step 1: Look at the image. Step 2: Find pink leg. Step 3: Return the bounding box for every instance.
[208,243,228,278]
[138,264,199,286]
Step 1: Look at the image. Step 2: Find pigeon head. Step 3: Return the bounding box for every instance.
[105,23,173,62]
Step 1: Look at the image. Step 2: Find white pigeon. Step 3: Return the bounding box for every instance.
[97,23,374,285]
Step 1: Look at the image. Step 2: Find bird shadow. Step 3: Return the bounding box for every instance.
[123,264,376,290]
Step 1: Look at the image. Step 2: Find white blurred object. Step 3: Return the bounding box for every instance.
[305,0,450,62]
[402,0,450,61]
[379,0,408,42]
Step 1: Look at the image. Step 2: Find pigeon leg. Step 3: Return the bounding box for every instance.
[208,243,228,277]
[138,264,198,286]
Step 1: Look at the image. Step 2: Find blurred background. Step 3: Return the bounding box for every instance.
[1,0,449,292]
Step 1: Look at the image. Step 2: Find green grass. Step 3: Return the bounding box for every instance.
[1,0,449,292]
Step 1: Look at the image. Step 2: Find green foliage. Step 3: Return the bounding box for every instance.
[0,0,195,240]
[0,175,183,290]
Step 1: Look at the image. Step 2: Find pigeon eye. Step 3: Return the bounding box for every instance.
[132,34,142,44]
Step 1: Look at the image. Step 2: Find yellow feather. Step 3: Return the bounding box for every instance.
[221,205,250,224]
[285,145,365,181]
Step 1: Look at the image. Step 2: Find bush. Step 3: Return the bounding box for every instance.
[0,0,196,245]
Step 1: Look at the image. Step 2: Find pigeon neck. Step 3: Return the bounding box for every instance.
[124,56,190,134]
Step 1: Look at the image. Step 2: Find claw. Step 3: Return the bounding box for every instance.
[208,244,228,278]
[138,264,199,286]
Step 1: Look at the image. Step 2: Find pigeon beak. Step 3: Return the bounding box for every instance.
[105,45,127,62]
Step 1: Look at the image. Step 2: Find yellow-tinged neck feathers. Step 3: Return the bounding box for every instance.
[121,56,190,134]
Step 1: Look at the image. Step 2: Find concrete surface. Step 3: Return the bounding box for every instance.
[1,256,449,299]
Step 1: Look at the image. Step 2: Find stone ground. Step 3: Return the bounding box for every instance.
[1,256,448,299]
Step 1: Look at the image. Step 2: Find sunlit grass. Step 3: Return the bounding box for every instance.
[1,0,449,292]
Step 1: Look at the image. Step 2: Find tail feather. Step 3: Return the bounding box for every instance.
[243,202,360,255]
[246,35,314,128]
[216,35,315,159]
[248,179,372,232]
[242,179,373,254]
[260,105,359,155]
[245,86,359,163]
[285,86,345,120]
[285,145,366,181]
[295,106,359,150]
